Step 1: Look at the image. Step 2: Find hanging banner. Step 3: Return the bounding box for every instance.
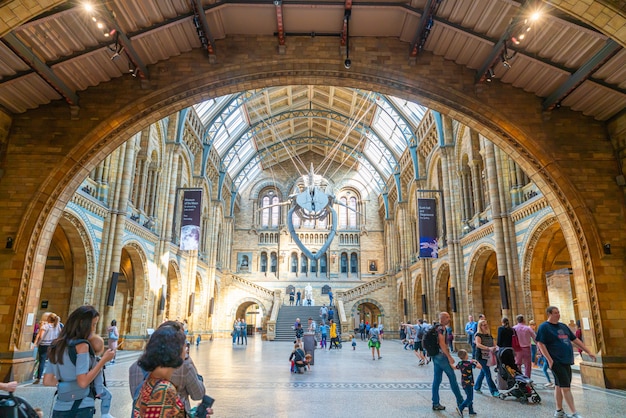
[180,189,202,251]
[418,198,438,258]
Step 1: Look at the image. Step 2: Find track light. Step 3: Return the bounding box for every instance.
[486,68,495,82]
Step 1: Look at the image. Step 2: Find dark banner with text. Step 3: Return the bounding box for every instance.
[180,189,202,251]
[418,198,438,258]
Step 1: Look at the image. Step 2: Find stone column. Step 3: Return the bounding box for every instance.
[440,116,464,334]
[101,135,138,328]
[482,139,511,318]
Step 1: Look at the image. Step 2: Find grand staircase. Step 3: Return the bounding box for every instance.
[275,305,340,341]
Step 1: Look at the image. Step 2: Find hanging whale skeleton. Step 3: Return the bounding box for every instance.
[262,164,359,260]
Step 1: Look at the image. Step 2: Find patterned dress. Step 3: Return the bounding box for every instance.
[132,377,186,418]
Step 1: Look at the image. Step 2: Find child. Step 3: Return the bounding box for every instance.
[304,353,312,370]
[196,334,201,346]
[455,348,480,416]
[351,334,357,350]
[289,343,307,373]
[88,333,115,418]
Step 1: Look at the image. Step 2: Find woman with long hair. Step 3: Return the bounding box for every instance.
[33,312,61,384]
[43,305,115,417]
[132,323,188,417]
[473,319,500,397]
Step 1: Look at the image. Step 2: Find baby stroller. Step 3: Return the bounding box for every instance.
[0,392,40,417]
[495,347,541,404]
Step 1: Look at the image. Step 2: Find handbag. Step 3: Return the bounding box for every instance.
[486,350,497,367]
[511,330,521,351]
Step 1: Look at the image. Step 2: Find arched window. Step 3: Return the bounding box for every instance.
[350,252,358,273]
[260,252,268,272]
[260,189,280,228]
[291,253,298,273]
[348,197,357,228]
[320,254,327,273]
[340,253,348,273]
[270,252,277,273]
[300,254,308,273]
[311,257,318,273]
[339,197,348,228]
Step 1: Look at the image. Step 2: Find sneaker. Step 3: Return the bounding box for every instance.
[491,391,500,397]
[32,379,40,385]
[432,404,446,411]
[378,356,382,359]
[568,413,582,418]
[468,411,477,416]
[554,410,566,418]
[544,382,555,388]
[474,389,482,394]
[456,406,463,417]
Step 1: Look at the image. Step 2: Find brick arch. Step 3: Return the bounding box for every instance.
[230,297,269,325]
[350,298,385,319]
[434,263,451,315]
[466,244,497,320]
[7,39,613,355]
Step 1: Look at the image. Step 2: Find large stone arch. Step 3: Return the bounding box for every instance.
[466,244,497,322]
[0,34,618,379]
[229,297,269,331]
[521,214,571,323]
[434,263,451,317]
[119,241,152,343]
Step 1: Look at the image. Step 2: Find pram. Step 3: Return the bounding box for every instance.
[495,347,541,404]
[0,392,40,418]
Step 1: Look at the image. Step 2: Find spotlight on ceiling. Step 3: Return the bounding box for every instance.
[344,58,351,69]
[486,68,495,82]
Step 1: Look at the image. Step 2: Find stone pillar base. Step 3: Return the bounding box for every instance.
[581,358,626,389]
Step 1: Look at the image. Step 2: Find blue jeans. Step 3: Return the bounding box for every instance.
[432,353,464,407]
[474,357,498,394]
[531,344,537,364]
[459,385,474,412]
[541,358,552,383]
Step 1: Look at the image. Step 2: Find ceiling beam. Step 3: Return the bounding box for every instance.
[274,0,286,53]
[97,2,149,80]
[340,0,353,47]
[409,0,442,60]
[192,0,217,61]
[542,38,622,111]
[473,9,528,84]
[2,32,79,109]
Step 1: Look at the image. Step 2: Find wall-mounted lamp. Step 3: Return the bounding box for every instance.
[603,243,611,255]
[343,9,352,69]
[5,237,13,249]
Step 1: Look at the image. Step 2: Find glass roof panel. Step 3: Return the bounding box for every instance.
[194,87,422,195]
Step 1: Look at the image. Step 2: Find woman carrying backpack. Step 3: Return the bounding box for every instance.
[368,322,382,360]
[43,305,115,417]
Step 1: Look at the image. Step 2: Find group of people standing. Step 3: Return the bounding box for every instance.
[231,318,248,345]
[26,304,213,418]
[456,307,595,418]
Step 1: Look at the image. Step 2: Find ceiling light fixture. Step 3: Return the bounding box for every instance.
[486,68,495,82]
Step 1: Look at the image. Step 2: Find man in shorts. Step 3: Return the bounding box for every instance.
[536,306,596,418]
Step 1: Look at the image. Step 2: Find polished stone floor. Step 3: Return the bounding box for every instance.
[15,336,626,417]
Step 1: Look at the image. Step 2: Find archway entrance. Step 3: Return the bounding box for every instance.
[528,220,576,327]
[470,249,501,335]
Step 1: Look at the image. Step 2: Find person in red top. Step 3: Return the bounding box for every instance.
[512,314,536,377]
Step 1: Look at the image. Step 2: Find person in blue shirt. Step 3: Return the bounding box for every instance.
[465,315,477,352]
[536,306,595,418]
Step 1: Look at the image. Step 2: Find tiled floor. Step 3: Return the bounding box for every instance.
[15,336,626,417]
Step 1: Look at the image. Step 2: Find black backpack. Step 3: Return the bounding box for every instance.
[422,324,441,357]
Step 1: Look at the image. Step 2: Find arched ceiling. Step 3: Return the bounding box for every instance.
[194,86,426,193]
[1,0,624,194]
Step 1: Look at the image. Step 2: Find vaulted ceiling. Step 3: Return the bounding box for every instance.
[1,0,625,192]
